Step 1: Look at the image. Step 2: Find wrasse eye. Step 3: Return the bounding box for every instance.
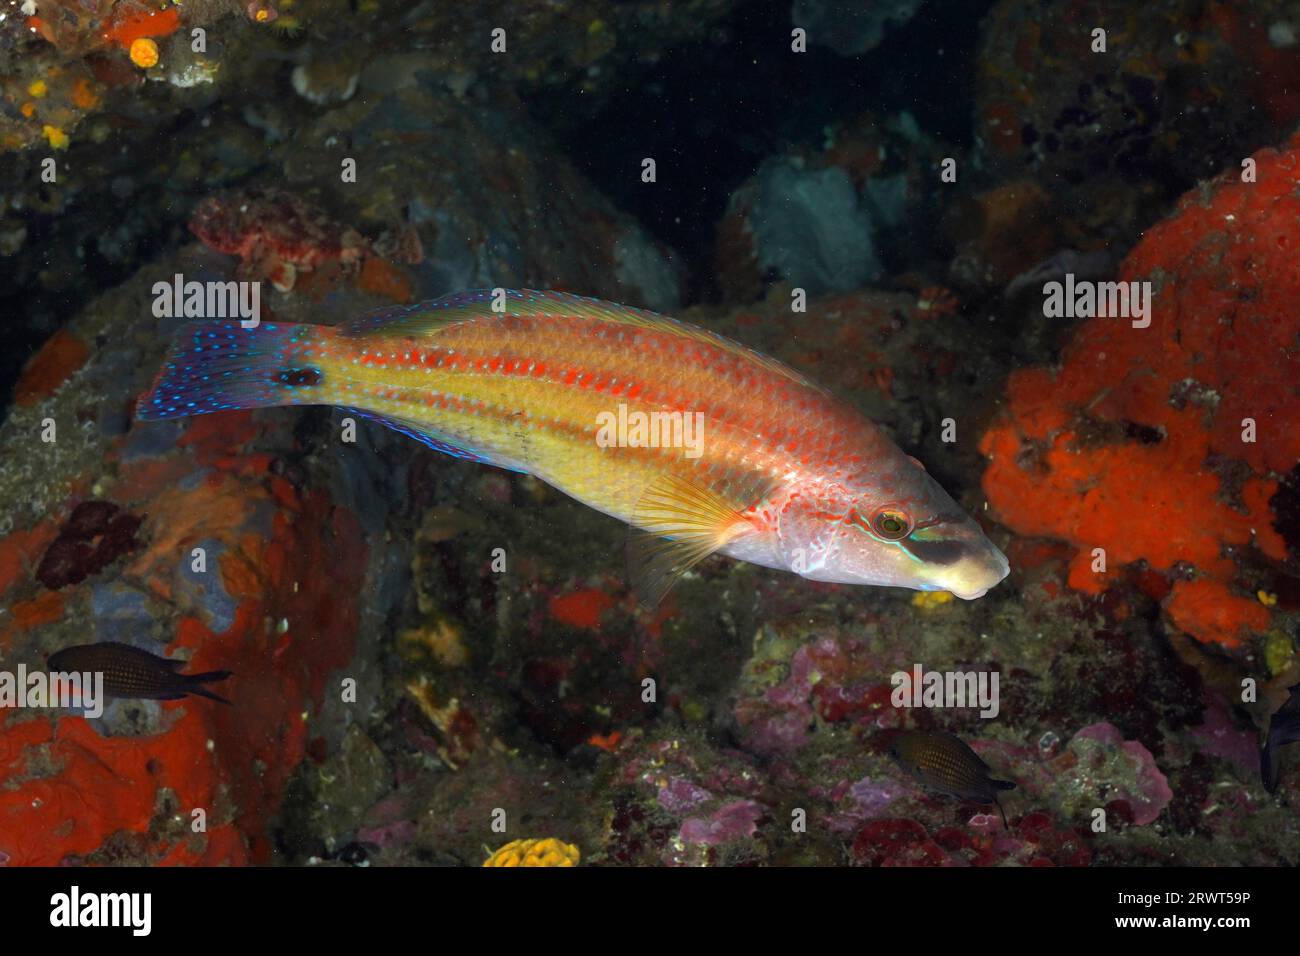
[848,507,913,541]
[872,508,912,540]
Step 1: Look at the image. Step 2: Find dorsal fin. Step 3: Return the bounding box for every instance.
[339,289,826,394]
[339,299,474,338]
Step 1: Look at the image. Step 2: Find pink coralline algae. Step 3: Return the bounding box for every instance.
[734,635,895,756]
[979,722,1173,827]
[1064,723,1174,826]
[678,800,765,847]
[824,776,910,834]
[849,776,908,819]
[356,820,418,850]
[657,777,715,815]
[1190,696,1260,778]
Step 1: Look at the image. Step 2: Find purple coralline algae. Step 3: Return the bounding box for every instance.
[679,800,766,847]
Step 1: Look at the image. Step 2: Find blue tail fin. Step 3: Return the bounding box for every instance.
[135,322,322,420]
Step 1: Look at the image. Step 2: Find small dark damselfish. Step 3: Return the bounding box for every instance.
[47,642,233,704]
[890,729,1016,827]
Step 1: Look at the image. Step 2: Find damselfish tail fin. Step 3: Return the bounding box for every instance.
[135,321,323,420]
[184,669,233,705]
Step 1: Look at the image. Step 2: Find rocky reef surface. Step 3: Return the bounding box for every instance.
[1,0,1298,867]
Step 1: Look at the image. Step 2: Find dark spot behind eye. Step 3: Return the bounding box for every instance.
[900,537,968,566]
[279,367,322,387]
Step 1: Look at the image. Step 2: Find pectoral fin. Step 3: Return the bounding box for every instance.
[626,472,761,608]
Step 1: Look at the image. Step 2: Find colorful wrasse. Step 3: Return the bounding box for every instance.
[136,290,1008,603]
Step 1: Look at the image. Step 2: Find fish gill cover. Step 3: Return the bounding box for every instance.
[0,0,1295,888]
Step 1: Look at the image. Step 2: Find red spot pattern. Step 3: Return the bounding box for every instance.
[548,588,617,630]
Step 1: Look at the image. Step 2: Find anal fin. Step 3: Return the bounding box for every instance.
[340,406,505,468]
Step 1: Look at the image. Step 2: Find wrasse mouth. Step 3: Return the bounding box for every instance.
[940,544,1010,600]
